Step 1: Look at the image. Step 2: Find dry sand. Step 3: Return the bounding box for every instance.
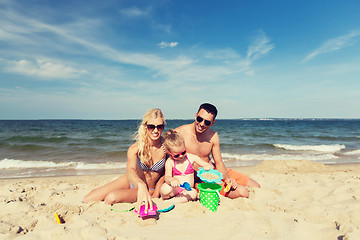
[1,160,359,240]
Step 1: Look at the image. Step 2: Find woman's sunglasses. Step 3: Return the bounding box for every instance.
[170,149,187,158]
[196,116,212,126]
[146,124,165,131]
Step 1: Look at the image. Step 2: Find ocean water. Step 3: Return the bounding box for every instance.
[1,119,359,179]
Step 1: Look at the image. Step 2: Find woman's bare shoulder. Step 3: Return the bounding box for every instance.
[128,142,139,154]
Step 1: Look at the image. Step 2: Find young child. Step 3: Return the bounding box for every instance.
[160,129,213,203]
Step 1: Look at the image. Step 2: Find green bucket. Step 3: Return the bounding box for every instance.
[197,183,222,212]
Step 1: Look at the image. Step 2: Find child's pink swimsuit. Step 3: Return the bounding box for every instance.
[172,157,194,176]
[172,157,194,194]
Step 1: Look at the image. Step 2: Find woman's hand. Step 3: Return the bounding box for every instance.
[136,183,153,214]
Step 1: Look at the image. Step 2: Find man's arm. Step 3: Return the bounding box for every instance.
[211,133,239,189]
[187,153,213,170]
[211,132,230,180]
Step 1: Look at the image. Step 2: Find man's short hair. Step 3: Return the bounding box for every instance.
[198,103,218,119]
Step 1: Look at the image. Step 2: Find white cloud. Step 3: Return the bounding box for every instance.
[303,30,360,63]
[0,9,177,73]
[0,7,272,86]
[0,28,20,40]
[158,41,179,48]
[119,7,150,18]
[6,59,87,79]
[247,31,274,61]
[204,48,240,59]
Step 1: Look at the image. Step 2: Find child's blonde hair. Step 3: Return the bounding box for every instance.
[163,129,184,152]
[134,108,165,166]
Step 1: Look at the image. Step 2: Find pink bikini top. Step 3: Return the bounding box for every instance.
[172,157,194,176]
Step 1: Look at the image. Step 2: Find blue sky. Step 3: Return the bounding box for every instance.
[1,0,359,119]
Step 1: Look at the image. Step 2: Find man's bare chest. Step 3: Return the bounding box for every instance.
[184,135,212,158]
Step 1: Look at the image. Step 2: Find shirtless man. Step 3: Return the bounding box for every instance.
[175,103,260,198]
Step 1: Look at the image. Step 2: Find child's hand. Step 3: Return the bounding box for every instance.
[170,179,180,188]
[203,163,214,171]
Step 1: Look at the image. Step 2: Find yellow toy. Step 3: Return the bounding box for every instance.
[55,212,63,224]
[224,184,231,193]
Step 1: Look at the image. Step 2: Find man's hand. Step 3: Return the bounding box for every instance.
[225,177,238,190]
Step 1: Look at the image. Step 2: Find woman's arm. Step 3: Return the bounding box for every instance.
[126,143,153,213]
[151,175,165,198]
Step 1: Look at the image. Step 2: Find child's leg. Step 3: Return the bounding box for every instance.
[160,183,178,200]
[185,189,198,201]
[164,189,198,204]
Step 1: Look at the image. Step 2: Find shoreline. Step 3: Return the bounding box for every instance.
[1,160,360,239]
[1,160,359,181]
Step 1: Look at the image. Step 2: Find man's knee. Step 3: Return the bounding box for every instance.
[229,185,249,199]
[247,178,261,188]
[238,187,249,198]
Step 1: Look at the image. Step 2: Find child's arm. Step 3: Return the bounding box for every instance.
[164,159,180,187]
[187,153,214,170]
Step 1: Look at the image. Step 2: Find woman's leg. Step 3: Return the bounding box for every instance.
[104,188,138,205]
[83,174,130,203]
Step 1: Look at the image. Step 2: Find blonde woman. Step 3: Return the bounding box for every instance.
[83,108,166,212]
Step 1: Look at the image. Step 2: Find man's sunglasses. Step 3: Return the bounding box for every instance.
[146,124,165,131]
[170,149,186,158]
[196,116,212,126]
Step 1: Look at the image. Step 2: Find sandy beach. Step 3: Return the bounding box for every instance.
[1,160,359,240]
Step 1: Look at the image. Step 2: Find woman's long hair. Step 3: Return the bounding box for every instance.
[134,108,165,166]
